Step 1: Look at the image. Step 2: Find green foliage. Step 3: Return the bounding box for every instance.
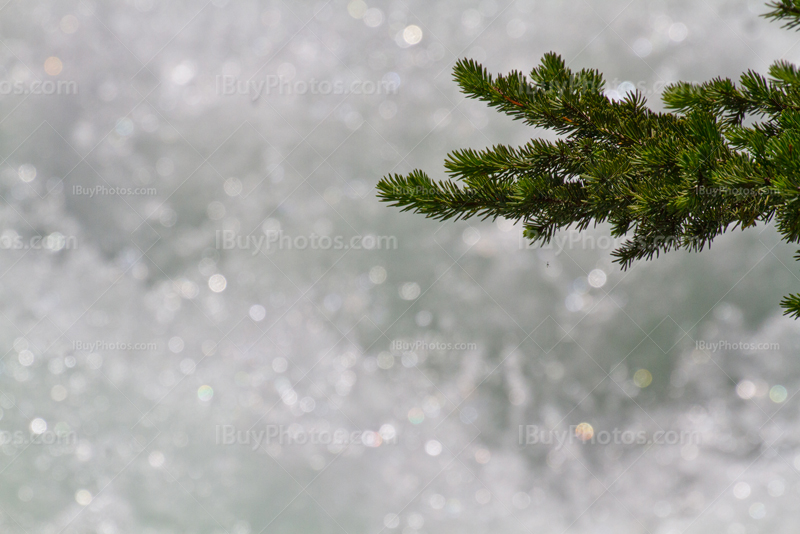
[376,2,800,318]
[766,0,800,29]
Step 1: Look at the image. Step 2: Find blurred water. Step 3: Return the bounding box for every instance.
[0,0,799,533]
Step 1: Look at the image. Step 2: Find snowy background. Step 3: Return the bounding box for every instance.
[0,0,799,533]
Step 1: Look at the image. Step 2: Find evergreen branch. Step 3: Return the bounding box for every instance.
[376,170,519,222]
[378,2,800,318]
[765,0,800,30]
[781,293,800,317]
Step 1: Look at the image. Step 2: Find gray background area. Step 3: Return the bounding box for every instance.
[0,0,799,532]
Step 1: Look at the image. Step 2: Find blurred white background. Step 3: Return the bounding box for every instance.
[0,0,798,533]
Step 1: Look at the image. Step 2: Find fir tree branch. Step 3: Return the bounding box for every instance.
[765,0,800,30]
[377,1,800,318]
